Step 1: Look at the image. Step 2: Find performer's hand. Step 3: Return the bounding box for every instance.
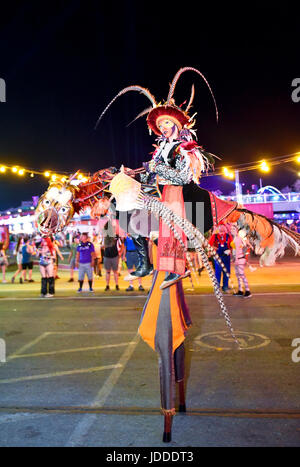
[224,249,231,255]
[148,159,156,172]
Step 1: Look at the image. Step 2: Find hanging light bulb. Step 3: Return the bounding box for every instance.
[259,160,270,173]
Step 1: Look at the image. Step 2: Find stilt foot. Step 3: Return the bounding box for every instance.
[162,431,172,443]
[162,413,173,443]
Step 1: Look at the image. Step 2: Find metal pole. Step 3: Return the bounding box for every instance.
[235,170,243,204]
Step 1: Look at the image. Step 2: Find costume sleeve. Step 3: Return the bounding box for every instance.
[154,150,193,185]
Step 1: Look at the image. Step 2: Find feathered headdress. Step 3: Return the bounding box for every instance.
[95,67,218,135]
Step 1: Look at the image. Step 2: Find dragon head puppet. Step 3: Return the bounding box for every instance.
[35,179,77,236]
[35,168,123,236]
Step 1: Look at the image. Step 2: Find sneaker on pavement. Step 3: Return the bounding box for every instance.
[244,290,252,298]
[105,285,110,291]
[77,288,82,293]
[126,286,134,292]
[233,290,244,296]
[115,285,120,291]
[89,288,94,292]
[138,285,145,291]
[68,278,74,282]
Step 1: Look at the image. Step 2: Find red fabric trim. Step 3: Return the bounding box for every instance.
[157,186,187,275]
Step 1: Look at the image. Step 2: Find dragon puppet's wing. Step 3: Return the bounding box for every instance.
[225,208,300,266]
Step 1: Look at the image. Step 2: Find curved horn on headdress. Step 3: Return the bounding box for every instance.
[167,67,219,122]
[95,86,157,129]
[185,84,195,114]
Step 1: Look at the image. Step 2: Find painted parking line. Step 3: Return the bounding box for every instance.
[10,342,137,359]
[6,332,49,361]
[6,331,135,361]
[0,364,122,384]
[65,332,140,447]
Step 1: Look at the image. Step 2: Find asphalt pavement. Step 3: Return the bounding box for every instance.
[0,292,299,447]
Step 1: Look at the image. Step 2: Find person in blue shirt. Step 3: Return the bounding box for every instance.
[75,233,95,292]
[21,237,35,283]
[123,235,145,292]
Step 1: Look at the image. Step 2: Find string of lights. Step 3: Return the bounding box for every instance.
[211,152,300,179]
[0,163,89,183]
[0,151,300,183]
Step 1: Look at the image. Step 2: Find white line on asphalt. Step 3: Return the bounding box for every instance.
[6,332,49,361]
[65,333,140,447]
[0,364,122,384]
[10,342,136,359]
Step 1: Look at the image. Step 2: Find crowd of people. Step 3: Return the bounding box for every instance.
[1,220,267,298]
[4,227,146,297]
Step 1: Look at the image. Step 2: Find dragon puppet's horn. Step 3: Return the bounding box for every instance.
[167,67,219,122]
[68,171,80,182]
[95,85,157,129]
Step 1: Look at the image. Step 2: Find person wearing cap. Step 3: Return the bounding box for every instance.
[75,233,95,292]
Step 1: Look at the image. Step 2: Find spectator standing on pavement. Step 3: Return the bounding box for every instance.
[103,234,120,291]
[11,236,24,283]
[230,225,252,298]
[38,237,56,297]
[123,234,145,292]
[68,236,79,282]
[21,237,35,283]
[209,223,233,293]
[0,242,8,283]
[76,233,95,292]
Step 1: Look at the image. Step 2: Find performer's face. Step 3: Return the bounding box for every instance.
[158,118,179,139]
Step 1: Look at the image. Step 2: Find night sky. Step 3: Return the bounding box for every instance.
[0,1,299,210]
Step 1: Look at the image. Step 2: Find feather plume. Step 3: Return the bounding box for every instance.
[95,86,157,129]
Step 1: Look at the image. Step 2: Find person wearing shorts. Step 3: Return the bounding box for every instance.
[76,233,95,292]
[123,235,144,292]
[103,235,120,291]
[38,237,56,297]
[21,238,34,282]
